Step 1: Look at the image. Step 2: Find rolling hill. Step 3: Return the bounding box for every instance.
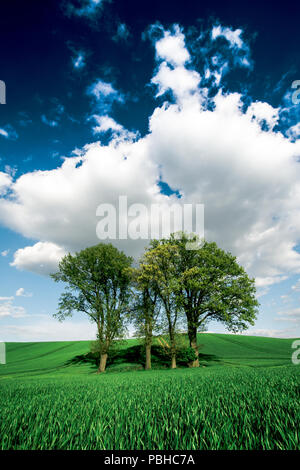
[0,333,297,379]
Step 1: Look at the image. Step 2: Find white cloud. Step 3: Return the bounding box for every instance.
[0,300,26,319]
[0,172,12,196]
[152,61,201,103]
[91,115,138,141]
[242,328,298,338]
[0,125,18,140]
[0,128,9,138]
[1,249,9,257]
[10,242,67,276]
[87,79,124,114]
[278,307,300,317]
[88,80,122,99]
[1,24,300,290]
[291,278,300,291]
[150,24,201,104]
[246,101,279,131]
[286,122,300,141]
[16,287,32,298]
[1,318,97,342]
[155,24,190,67]
[277,308,300,325]
[212,25,244,49]
[211,25,252,69]
[72,52,86,69]
[0,296,14,301]
[255,276,288,288]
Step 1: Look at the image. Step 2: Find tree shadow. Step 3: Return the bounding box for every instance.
[65,344,221,370]
[65,351,99,370]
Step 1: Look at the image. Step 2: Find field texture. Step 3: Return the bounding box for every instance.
[0,334,299,450]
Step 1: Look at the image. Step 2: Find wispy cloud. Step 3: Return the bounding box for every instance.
[41,99,65,127]
[41,115,59,127]
[0,125,18,140]
[0,300,27,319]
[113,23,130,42]
[72,51,86,69]
[291,278,300,291]
[277,307,300,323]
[87,79,124,113]
[16,287,33,298]
[65,0,110,19]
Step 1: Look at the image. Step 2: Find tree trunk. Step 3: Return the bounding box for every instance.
[98,353,108,373]
[171,354,176,369]
[145,343,151,370]
[170,332,177,369]
[188,324,199,367]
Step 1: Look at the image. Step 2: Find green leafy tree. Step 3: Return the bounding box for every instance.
[158,232,259,367]
[140,242,184,369]
[51,243,133,373]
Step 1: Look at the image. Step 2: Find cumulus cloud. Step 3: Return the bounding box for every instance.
[10,242,67,276]
[1,24,300,288]
[286,122,300,141]
[16,287,32,298]
[150,24,201,104]
[246,101,279,131]
[0,172,12,196]
[91,115,138,141]
[154,24,191,67]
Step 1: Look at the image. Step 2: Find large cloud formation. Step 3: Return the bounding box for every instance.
[1,24,300,292]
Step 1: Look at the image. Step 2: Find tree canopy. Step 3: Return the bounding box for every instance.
[51,243,133,372]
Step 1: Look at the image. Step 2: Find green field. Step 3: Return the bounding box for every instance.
[0,334,299,450]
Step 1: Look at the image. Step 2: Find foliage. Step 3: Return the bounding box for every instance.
[153,232,259,333]
[51,243,133,370]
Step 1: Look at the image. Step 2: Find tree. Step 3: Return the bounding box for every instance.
[129,264,161,370]
[51,243,132,373]
[140,242,184,369]
[159,233,259,367]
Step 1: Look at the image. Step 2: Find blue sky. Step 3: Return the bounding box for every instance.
[1,0,300,341]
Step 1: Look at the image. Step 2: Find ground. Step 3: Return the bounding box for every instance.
[0,333,299,450]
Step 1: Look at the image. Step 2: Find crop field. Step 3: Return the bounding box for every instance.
[0,334,299,450]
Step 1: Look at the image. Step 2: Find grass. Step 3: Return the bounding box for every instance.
[0,334,299,450]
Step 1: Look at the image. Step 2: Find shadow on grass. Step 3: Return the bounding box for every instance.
[65,344,221,372]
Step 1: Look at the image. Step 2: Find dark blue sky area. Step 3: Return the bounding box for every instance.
[0,0,300,175]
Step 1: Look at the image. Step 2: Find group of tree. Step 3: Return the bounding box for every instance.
[51,232,259,373]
